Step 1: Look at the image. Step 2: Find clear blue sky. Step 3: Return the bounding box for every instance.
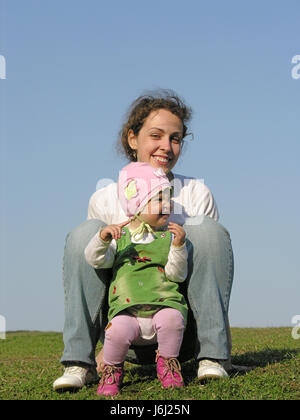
[0,0,299,332]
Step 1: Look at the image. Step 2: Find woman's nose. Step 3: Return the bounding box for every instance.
[159,136,172,152]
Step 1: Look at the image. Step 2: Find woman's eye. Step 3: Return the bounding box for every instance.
[150,133,182,144]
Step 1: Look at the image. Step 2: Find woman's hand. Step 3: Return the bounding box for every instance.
[99,220,131,242]
[168,222,186,247]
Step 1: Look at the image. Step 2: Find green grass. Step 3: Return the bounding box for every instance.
[0,328,299,400]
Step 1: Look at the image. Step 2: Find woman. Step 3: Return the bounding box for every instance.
[53,90,234,391]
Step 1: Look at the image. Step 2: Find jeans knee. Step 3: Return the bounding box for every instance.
[65,219,105,256]
[184,216,233,262]
[186,215,230,240]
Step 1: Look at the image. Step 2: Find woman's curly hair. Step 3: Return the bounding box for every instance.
[117,89,193,161]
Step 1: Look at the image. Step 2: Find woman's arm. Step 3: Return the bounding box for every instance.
[190,178,219,221]
[87,182,126,223]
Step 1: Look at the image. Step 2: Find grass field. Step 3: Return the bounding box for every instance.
[0,328,299,400]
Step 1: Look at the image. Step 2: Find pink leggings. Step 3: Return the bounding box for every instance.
[103,308,185,365]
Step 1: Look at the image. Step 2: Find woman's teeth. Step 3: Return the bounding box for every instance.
[153,156,169,163]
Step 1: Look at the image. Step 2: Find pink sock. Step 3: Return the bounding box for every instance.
[153,308,185,359]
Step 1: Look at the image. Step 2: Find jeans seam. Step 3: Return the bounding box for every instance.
[92,287,106,324]
[62,231,71,306]
[223,234,234,313]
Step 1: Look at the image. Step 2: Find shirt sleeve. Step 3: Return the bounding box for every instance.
[87,183,128,224]
[190,179,219,221]
[87,191,99,220]
[87,189,108,221]
[84,231,117,269]
[164,242,188,283]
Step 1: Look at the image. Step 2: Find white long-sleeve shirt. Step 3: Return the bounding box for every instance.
[87,173,219,224]
[85,229,188,283]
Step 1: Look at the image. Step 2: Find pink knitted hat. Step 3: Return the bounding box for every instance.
[117,162,171,218]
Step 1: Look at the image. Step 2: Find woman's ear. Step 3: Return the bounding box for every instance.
[127,129,138,151]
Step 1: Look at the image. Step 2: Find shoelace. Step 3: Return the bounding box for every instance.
[156,352,183,385]
[99,365,122,386]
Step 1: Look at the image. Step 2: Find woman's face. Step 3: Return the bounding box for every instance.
[128,109,183,174]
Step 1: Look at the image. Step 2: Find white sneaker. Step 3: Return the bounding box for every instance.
[198,359,229,381]
[53,365,99,391]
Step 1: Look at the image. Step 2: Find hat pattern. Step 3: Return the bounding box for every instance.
[118,162,171,218]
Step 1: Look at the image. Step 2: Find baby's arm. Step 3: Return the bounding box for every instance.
[165,242,188,283]
[85,220,130,269]
[84,230,116,269]
[165,223,188,283]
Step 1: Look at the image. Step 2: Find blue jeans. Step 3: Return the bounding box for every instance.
[61,216,234,366]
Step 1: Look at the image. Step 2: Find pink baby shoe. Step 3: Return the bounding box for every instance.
[155,351,184,389]
[97,364,124,397]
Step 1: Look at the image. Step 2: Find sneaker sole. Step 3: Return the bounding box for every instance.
[53,378,98,392]
[198,372,228,382]
[53,383,82,392]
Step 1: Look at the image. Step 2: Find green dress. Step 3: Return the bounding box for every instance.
[108,227,188,324]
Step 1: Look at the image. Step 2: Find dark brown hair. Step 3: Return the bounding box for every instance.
[117,89,193,161]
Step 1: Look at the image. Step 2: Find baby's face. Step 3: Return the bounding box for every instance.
[140,190,172,228]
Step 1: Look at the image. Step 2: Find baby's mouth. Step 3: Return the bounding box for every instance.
[159,212,170,219]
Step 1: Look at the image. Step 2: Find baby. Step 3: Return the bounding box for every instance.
[84,162,188,397]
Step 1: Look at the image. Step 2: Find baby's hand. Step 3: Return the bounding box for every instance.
[168,222,186,247]
[99,220,130,242]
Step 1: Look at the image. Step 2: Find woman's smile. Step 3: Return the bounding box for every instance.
[128,109,183,174]
[152,154,171,166]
